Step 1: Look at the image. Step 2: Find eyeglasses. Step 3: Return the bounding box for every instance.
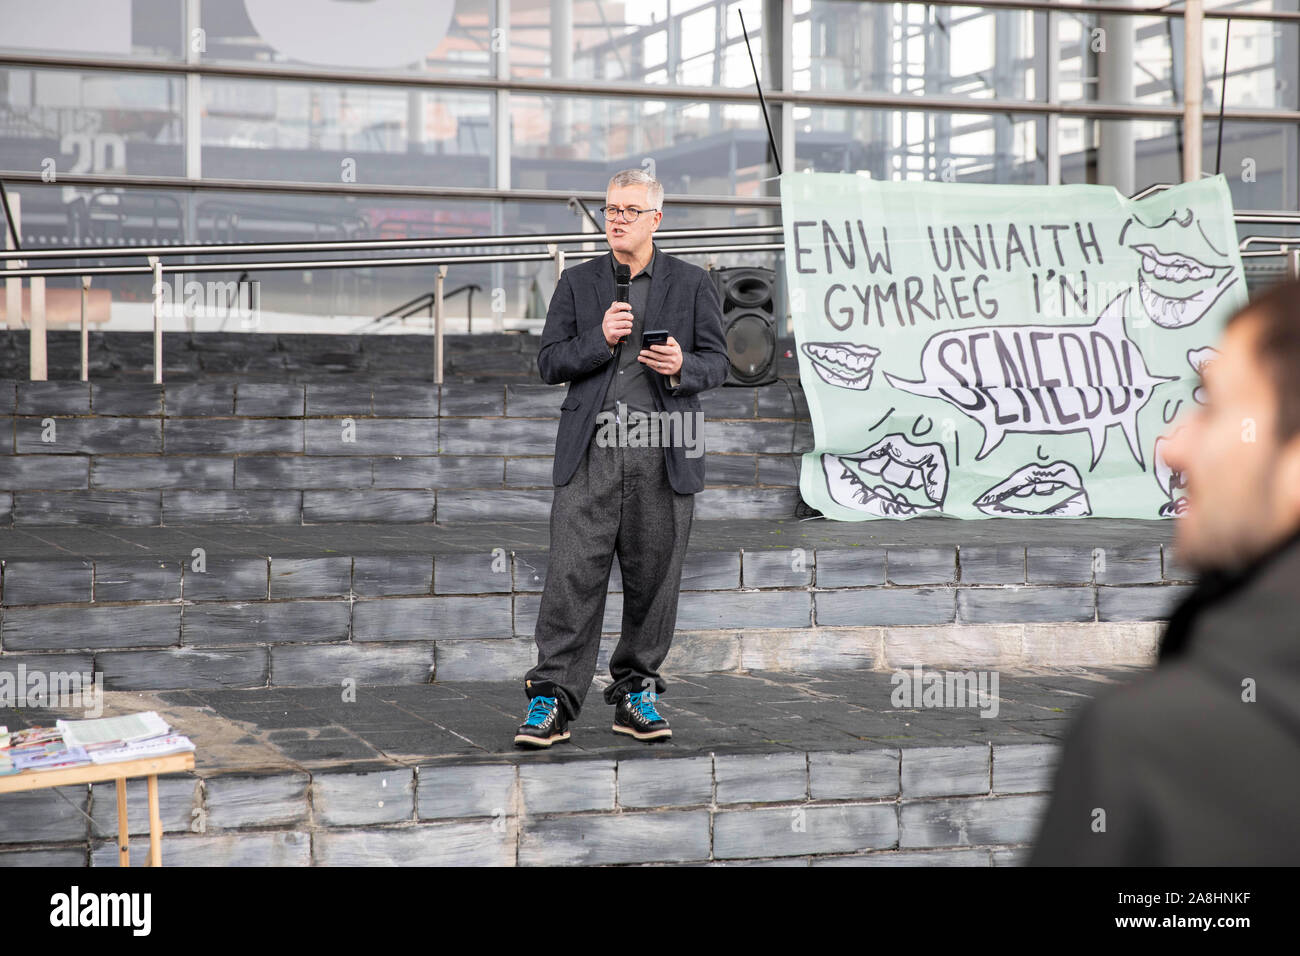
[599,205,660,223]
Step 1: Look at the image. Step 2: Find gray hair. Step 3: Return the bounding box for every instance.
[607,168,664,210]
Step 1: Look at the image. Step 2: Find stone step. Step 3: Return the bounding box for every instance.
[0,670,1114,866]
[0,523,1187,687]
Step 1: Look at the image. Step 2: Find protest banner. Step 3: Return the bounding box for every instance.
[780,174,1247,519]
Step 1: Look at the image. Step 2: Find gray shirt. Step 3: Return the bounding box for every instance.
[601,244,660,418]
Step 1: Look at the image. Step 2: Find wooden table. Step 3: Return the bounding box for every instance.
[0,752,196,866]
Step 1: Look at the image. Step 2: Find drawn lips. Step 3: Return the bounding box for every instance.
[802,341,881,390]
[973,460,1091,517]
[822,432,948,517]
[1129,243,1235,329]
[1154,435,1188,516]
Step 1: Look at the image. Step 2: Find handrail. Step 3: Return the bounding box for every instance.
[0,244,789,280]
[7,213,1300,270]
[5,225,785,262]
[0,180,20,251]
[215,271,251,333]
[1240,236,1300,251]
[379,288,453,320]
[379,283,482,326]
[1128,183,1172,201]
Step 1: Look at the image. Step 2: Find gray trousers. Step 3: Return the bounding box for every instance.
[524,433,695,720]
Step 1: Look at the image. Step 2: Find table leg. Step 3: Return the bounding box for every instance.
[116,778,130,867]
[147,774,162,867]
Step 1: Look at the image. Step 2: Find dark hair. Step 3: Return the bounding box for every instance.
[1226,277,1300,442]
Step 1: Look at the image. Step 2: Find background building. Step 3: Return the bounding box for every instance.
[1,0,1297,334]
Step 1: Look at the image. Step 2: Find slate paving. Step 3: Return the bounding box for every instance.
[0,666,1150,866]
[0,666,1141,773]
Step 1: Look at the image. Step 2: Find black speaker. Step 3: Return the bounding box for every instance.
[711,266,779,387]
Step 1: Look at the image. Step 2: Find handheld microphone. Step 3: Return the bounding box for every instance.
[614,262,631,344]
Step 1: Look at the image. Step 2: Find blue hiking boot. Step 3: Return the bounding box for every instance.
[514,694,571,749]
[612,690,672,742]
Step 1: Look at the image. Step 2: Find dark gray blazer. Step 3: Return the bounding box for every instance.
[538,246,730,494]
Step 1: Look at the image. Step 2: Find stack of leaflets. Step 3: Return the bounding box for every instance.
[57,712,195,765]
[0,712,194,775]
[4,725,88,773]
[0,727,11,776]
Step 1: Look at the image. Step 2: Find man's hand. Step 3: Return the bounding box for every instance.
[639,335,683,377]
[603,301,634,347]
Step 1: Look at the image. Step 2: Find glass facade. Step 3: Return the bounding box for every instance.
[1,0,1296,332]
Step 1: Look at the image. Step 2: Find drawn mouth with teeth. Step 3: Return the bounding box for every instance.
[1153,435,1188,516]
[802,341,881,390]
[973,460,1091,517]
[1122,209,1238,329]
[822,432,948,517]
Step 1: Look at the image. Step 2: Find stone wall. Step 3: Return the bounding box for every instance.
[0,541,1190,690]
[0,375,808,524]
[0,742,1058,867]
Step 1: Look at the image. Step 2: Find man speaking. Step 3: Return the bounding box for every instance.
[514,169,730,748]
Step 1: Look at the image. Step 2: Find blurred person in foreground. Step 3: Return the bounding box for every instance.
[1031,277,1300,865]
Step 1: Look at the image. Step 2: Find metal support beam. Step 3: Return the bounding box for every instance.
[80,277,91,381]
[1184,0,1204,181]
[4,191,19,331]
[1099,0,1137,194]
[149,256,163,384]
[494,0,511,193]
[30,272,46,381]
[434,264,447,385]
[549,242,565,282]
[1044,11,1061,184]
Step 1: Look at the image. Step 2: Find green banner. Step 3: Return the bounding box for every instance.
[780,174,1247,519]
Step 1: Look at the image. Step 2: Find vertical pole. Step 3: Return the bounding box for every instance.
[550,0,572,148]
[115,778,130,867]
[549,242,565,283]
[1099,0,1136,195]
[780,0,794,177]
[434,264,447,386]
[30,272,46,381]
[149,257,164,384]
[1290,248,1300,280]
[184,0,202,329]
[80,277,91,381]
[147,774,162,867]
[1044,11,1061,185]
[13,188,45,381]
[491,0,510,333]
[1183,0,1204,182]
[4,192,20,332]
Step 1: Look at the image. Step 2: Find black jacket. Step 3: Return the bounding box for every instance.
[538,247,730,494]
[1029,530,1300,865]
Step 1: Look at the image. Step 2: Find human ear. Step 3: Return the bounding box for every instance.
[1273,433,1300,527]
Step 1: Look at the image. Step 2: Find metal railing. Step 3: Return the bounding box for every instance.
[0,202,788,382]
[2,188,1298,384]
[373,284,483,333]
